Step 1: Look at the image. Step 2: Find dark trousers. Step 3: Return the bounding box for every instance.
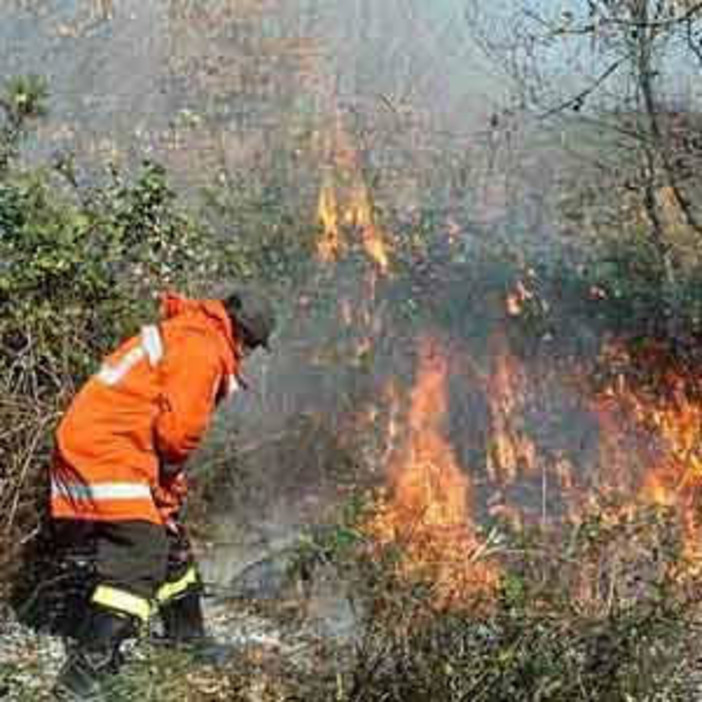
[54,519,169,600]
[11,518,197,638]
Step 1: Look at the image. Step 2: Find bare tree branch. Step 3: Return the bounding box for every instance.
[524,1,702,39]
[538,59,625,120]
[685,17,702,65]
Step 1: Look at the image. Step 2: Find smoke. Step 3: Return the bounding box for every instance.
[0,1,502,182]
[4,1,676,582]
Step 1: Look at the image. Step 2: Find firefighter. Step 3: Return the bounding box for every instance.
[47,289,276,700]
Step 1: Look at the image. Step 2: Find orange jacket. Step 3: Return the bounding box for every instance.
[50,293,242,525]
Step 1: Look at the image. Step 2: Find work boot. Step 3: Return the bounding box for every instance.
[158,591,236,666]
[53,607,136,701]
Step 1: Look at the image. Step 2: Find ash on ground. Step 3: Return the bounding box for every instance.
[0,541,360,700]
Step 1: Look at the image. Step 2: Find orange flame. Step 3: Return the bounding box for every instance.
[314,113,390,272]
[592,342,702,567]
[316,177,342,263]
[346,181,390,272]
[367,336,498,609]
[315,176,390,272]
[485,332,537,484]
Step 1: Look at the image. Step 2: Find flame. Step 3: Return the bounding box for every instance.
[315,176,390,272]
[353,323,702,607]
[485,332,537,484]
[347,181,390,272]
[367,336,497,609]
[314,114,390,272]
[592,342,702,566]
[591,398,641,497]
[316,177,342,263]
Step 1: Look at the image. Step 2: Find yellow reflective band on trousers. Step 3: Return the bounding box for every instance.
[156,566,199,604]
[92,585,151,622]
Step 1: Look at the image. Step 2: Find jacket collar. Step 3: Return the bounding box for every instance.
[160,292,241,365]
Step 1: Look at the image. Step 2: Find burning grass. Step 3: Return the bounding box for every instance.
[364,336,498,611]
[258,489,697,702]
[325,317,702,699]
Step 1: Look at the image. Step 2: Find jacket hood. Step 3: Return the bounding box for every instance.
[160,292,239,359]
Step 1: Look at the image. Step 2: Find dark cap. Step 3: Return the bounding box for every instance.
[223,288,276,351]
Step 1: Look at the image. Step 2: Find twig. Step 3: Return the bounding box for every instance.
[538,59,625,120]
[4,415,50,535]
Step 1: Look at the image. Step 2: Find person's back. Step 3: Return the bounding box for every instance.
[52,325,164,524]
[51,295,240,525]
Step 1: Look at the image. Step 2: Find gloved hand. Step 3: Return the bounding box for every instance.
[166,518,194,570]
[153,468,188,527]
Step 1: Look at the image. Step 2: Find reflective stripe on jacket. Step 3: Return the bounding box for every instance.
[50,294,241,524]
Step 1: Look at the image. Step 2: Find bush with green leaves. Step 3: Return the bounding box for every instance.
[0,160,233,577]
[0,76,257,576]
[0,74,47,175]
[0,160,229,395]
